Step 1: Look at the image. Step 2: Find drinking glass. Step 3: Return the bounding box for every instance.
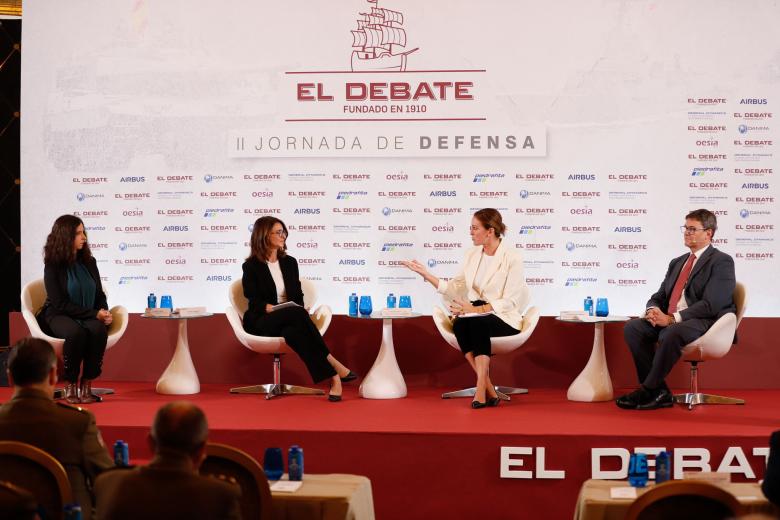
[595,297,609,317]
[160,295,173,310]
[263,447,284,481]
[358,295,373,316]
[398,295,412,309]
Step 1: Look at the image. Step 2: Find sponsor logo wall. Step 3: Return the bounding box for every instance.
[21,1,779,315]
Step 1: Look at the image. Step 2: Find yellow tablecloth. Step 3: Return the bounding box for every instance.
[272,473,374,520]
[574,479,775,520]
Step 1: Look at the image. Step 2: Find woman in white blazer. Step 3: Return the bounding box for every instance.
[403,209,528,409]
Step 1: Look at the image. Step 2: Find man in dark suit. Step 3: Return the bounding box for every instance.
[95,402,241,520]
[763,430,780,506]
[0,337,113,520]
[617,209,736,410]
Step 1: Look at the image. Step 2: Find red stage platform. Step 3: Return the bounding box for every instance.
[1,382,775,519]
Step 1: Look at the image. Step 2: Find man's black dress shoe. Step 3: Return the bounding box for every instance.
[636,388,674,410]
[615,387,649,409]
[340,371,358,383]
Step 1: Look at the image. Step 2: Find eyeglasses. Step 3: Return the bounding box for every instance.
[270,230,287,237]
[680,226,707,234]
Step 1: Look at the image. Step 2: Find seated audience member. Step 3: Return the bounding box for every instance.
[0,338,113,520]
[95,402,241,520]
[764,430,780,507]
[617,209,736,410]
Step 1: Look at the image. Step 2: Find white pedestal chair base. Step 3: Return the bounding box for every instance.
[441,386,522,401]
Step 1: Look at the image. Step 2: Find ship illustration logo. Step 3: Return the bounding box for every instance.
[350,0,419,72]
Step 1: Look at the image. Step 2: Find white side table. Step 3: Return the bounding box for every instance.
[349,313,421,399]
[557,315,630,402]
[142,312,212,395]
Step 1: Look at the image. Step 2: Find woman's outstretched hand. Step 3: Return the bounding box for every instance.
[401,259,428,277]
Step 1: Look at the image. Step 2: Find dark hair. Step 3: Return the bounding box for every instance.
[151,402,209,455]
[248,216,288,262]
[7,338,57,386]
[43,214,92,265]
[686,208,717,238]
[472,208,506,238]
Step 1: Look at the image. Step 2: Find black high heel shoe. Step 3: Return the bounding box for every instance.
[487,396,501,407]
[471,400,487,409]
[328,393,342,402]
[340,371,358,383]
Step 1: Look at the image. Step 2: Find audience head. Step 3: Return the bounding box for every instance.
[7,338,57,389]
[43,214,91,265]
[472,208,506,239]
[149,402,209,465]
[248,216,288,262]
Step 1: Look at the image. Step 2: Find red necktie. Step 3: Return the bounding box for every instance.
[668,253,696,314]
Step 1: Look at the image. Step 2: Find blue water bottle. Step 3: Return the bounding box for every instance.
[147,293,157,308]
[584,296,594,316]
[655,450,671,483]
[628,453,649,487]
[348,293,358,317]
[288,445,304,481]
[113,440,129,467]
[387,293,396,308]
[64,504,83,520]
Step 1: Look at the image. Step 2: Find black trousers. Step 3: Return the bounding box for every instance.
[43,315,108,383]
[452,314,520,357]
[244,305,336,384]
[623,317,712,390]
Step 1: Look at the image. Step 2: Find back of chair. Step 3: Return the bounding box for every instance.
[734,281,747,328]
[20,279,46,316]
[625,480,743,520]
[229,278,319,317]
[0,441,73,520]
[200,442,272,520]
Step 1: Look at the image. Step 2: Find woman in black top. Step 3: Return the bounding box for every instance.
[242,216,356,401]
[38,215,112,404]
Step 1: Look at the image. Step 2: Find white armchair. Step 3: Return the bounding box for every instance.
[225,278,332,399]
[674,281,748,410]
[20,278,129,396]
[432,300,540,401]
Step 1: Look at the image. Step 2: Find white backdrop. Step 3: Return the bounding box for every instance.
[21,0,779,316]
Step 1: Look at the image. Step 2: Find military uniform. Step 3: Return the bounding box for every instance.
[0,388,113,520]
[95,451,242,520]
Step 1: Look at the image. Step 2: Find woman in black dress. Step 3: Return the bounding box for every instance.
[241,216,356,401]
[38,214,112,403]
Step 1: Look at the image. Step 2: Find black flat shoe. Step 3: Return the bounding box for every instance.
[340,371,358,383]
[328,393,342,402]
[487,397,500,407]
[471,400,487,409]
